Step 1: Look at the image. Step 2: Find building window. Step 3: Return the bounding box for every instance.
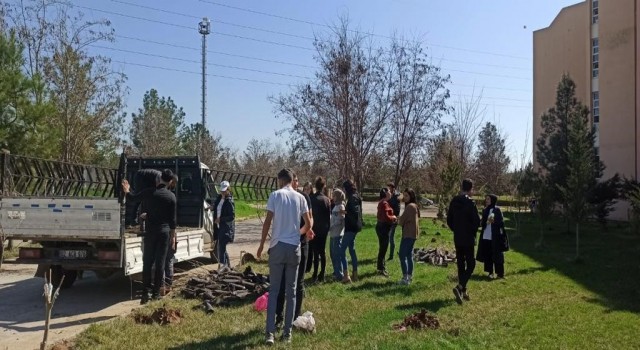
[592,91,599,122]
[592,38,599,78]
[592,0,599,24]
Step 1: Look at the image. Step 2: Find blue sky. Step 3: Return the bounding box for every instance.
[76,0,579,164]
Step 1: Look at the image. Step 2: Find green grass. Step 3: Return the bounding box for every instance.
[72,214,640,350]
[234,200,265,220]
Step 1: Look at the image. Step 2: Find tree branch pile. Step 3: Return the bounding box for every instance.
[414,247,456,267]
[180,266,269,313]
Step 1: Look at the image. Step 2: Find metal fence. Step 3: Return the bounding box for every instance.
[208,170,276,201]
[0,151,117,198]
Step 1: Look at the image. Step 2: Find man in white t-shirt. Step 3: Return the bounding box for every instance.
[257,168,313,345]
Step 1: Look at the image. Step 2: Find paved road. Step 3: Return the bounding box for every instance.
[0,202,436,350]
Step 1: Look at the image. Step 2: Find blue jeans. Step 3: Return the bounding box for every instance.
[341,231,358,273]
[329,236,347,279]
[217,236,230,267]
[399,238,416,276]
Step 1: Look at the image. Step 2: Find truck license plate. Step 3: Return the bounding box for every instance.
[59,250,87,259]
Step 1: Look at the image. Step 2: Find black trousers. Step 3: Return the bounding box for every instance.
[142,227,170,295]
[376,222,391,271]
[455,244,476,290]
[478,239,505,277]
[277,242,307,322]
[308,230,328,277]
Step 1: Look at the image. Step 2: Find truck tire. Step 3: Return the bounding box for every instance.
[51,265,78,289]
[209,240,219,263]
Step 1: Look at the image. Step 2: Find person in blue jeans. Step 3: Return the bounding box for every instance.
[329,189,347,281]
[342,179,363,282]
[387,183,401,261]
[397,188,420,285]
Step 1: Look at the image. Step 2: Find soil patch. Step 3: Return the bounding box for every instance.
[393,309,440,331]
[132,306,184,325]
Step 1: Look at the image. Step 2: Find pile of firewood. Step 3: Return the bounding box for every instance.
[414,247,456,267]
[181,266,269,313]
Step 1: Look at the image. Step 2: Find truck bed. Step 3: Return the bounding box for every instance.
[1,197,121,241]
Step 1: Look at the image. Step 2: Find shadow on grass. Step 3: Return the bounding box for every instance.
[348,281,414,297]
[169,328,263,350]
[395,298,455,313]
[507,214,640,314]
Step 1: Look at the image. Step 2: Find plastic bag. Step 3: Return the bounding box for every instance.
[293,311,316,332]
[254,292,268,312]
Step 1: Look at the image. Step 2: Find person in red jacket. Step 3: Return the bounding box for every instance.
[376,188,397,277]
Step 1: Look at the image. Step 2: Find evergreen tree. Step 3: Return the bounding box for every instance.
[474,122,510,194]
[130,89,185,156]
[536,74,591,201]
[0,31,55,157]
[559,100,599,260]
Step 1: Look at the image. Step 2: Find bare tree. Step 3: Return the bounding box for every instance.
[271,17,391,189]
[181,123,236,170]
[425,130,463,218]
[449,89,486,173]
[242,138,278,176]
[385,36,451,187]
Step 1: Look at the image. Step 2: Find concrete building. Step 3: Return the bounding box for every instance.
[533,0,640,219]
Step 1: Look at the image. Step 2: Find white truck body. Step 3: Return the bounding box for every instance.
[0,153,222,287]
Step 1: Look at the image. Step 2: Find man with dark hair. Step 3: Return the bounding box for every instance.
[257,168,313,345]
[162,173,179,295]
[387,182,401,261]
[275,173,313,332]
[122,169,177,304]
[447,178,480,304]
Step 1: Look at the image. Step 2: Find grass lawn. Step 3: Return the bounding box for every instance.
[234,200,265,220]
[72,214,640,350]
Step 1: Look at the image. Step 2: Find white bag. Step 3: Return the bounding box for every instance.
[292,311,316,332]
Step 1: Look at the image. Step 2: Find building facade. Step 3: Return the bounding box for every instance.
[533,0,640,219]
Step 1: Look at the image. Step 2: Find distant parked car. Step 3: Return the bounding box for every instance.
[420,198,434,207]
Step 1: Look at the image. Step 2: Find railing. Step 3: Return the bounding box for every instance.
[0,151,117,198]
[208,170,276,202]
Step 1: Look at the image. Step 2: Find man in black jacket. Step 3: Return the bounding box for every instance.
[123,169,177,304]
[447,178,480,304]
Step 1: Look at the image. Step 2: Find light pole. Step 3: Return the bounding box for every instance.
[198,17,211,145]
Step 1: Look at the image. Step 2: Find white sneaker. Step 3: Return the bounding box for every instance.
[265,333,275,346]
[398,275,409,285]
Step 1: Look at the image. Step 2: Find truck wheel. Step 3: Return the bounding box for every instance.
[51,265,78,289]
[209,241,219,263]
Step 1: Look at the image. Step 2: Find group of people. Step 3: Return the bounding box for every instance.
[123,167,508,343]
[256,169,426,345]
[122,169,178,304]
[257,172,509,345]
[121,170,237,305]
